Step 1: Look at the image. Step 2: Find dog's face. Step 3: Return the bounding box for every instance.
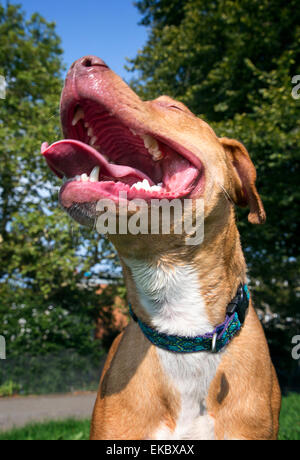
[42,56,265,235]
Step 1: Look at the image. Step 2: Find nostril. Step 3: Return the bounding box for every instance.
[81,56,108,69]
[82,58,93,67]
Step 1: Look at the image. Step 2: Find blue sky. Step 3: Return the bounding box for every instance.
[20,0,149,80]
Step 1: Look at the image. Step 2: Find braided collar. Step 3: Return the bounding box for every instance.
[129,284,250,354]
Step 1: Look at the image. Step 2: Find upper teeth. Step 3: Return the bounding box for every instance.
[71,108,164,164]
[142,135,163,161]
[90,136,98,146]
[71,110,100,148]
[72,108,85,126]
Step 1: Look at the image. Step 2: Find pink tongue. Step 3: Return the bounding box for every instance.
[41,139,155,184]
[163,150,199,194]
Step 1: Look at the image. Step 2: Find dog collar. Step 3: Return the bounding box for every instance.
[129,284,250,354]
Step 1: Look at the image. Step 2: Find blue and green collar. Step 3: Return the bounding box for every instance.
[129,284,250,354]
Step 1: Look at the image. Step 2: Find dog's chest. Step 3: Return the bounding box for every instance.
[154,349,221,440]
[124,259,223,440]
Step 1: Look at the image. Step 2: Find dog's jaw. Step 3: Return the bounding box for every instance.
[42,56,212,224]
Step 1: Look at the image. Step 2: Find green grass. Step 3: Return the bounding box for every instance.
[0,418,91,441]
[0,394,299,440]
[278,393,300,440]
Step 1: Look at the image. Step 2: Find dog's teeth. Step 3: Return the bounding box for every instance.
[142,179,151,191]
[149,182,163,192]
[140,180,151,191]
[132,180,151,191]
[150,184,163,192]
[132,182,141,191]
[90,136,98,146]
[132,180,163,192]
[90,166,100,182]
[72,108,84,126]
[142,135,158,151]
[84,122,89,128]
[87,127,94,137]
[142,135,163,161]
[142,135,151,150]
[81,173,89,182]
[76,175,81,182]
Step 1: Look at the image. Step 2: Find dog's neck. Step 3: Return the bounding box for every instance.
[111,207,246,337]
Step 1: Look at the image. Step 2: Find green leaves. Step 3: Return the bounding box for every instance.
[0,4,122,363]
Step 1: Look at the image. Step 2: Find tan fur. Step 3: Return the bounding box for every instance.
[65,60,282,440]
[92,214,281,440]
[90,322,180,440]
[207,305,281,440]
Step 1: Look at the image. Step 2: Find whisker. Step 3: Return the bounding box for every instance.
[215,181,241,223]
[206,169,235,206]
[216,182,235,206]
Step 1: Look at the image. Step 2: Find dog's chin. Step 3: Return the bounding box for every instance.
[62,201,98,227]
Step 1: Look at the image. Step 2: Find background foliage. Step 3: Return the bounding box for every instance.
[0,2,123,393]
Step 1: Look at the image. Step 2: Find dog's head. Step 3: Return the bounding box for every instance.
[42,56,265,244]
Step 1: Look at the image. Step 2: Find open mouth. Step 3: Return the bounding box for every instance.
[42,95,204,209]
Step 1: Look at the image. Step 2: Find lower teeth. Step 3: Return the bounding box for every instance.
[66,170,163,192]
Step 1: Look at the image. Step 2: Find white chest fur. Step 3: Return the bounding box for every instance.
[124,259,223,440]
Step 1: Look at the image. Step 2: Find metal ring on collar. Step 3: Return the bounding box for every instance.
[211,332,218,353]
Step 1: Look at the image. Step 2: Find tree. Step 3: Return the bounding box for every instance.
[0,3,121,372]
[128,0,300,386]
[130,1,300,120]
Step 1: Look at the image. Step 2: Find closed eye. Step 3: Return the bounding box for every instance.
[170,105,184,112]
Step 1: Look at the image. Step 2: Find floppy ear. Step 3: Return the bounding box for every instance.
[219,137,266,225]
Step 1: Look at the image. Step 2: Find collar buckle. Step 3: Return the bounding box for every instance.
[226,284,249,324]
[211,332,218,353]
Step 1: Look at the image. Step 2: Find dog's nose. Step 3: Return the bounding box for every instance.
[80,55,109,69]
[70,55,109,72]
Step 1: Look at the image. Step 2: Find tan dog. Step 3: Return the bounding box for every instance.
[42,56,281,440]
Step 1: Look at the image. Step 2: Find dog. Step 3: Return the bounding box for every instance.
[42,55,281,440]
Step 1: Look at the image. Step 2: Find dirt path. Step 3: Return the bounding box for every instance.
[0,392,97,432]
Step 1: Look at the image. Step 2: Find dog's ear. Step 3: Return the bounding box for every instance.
[219,137,266,224]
